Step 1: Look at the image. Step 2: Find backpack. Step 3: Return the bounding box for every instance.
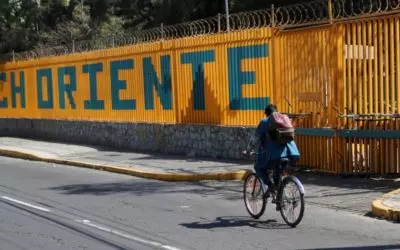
[267,112,295,144]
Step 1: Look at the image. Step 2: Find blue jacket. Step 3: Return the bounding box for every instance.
[254,116,300,168]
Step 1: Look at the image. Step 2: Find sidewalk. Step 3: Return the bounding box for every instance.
[0,137,399,220]
[0,137,252,181]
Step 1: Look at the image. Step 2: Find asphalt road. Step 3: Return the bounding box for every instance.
[0,156,399,250]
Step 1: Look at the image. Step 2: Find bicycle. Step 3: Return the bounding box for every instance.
[242,151,305,227]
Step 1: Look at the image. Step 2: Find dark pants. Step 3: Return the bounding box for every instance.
[254,159,283,191]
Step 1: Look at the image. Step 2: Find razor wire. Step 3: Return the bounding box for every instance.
[2,0,400,62]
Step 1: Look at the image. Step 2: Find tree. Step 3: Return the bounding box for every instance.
[0,0,323,55]
[0,0,41,53]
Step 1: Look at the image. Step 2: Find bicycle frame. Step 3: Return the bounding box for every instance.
[251,151,305,196]
[244,150,306,227]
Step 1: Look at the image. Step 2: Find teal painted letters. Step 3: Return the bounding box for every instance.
[143,56,172,110]
[110,59,136,110]
[36,68,54,109]
[83,63,104,110]
[0,72,8,108]
[11,71,26,108]
[181,50,215,110]
[228,44,270,110]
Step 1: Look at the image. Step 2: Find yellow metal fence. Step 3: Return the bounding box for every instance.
[274,16,400,175]
[0,29,274,126]
[1,15,400,175]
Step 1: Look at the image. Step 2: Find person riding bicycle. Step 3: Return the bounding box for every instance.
[242,104,300,207]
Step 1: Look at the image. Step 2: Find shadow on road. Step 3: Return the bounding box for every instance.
[47,171,398,216]
[302,244,400,250]
[180,216,291,230]
[46,173,397,204]
[47,180,242,198]
[47,173,396,198]
[293,171,398,193]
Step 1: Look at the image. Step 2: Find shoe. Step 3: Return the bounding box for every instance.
[264,190,277,204]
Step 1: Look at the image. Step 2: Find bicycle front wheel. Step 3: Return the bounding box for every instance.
[278,176,305,227]
[243,173,266,219]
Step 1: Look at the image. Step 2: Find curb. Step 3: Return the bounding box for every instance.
[0,149,251,182]
[371,188,400,222]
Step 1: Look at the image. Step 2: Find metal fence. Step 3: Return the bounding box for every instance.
[272,15,400,175]
[2,0,400,176]
[2,0,400,62]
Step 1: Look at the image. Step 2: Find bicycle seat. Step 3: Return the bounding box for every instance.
[280,157,290,163]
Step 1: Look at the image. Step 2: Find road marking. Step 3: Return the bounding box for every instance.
[1,196,51,212]
[75,219,181,250]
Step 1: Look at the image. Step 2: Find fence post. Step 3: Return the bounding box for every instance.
[161,22,164,39]
[217,13,221,33]
[270,4,279,107]
[12,50,15,61]
[328,0,333,24]
[72,40,75,53]
[271,4,275,27]
[225,0,230,32]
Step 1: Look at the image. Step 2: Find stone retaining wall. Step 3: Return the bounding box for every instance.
[0,119,254,159]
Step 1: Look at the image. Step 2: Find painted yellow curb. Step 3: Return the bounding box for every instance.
[371,188,400,222]
[0,149,251,182]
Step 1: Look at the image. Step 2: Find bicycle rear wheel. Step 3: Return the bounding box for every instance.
[278,176,305,227]
[243,173,266,219]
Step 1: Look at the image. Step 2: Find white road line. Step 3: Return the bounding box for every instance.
[75,219,181,250]
[1,196,51,212]
[0,195,181,250]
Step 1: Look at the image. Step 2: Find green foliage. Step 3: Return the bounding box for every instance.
[0,0,307,54]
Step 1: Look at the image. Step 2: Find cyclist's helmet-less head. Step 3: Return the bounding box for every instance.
[265,104,277,116]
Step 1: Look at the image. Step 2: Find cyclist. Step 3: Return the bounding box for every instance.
[242,104,300,209]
